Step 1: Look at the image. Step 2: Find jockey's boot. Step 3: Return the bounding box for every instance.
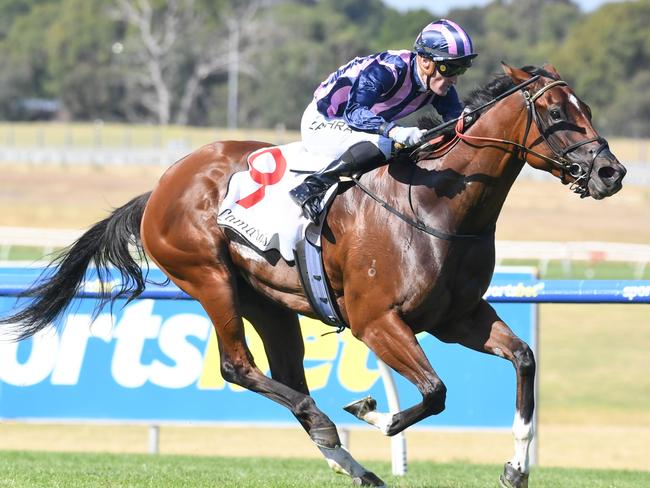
[290,141,387,224]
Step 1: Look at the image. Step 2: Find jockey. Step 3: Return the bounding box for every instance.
[289,19,478,224]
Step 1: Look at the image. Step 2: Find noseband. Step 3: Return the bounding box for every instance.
[520,79,609,197]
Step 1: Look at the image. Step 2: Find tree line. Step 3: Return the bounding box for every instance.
[0,0,648,136]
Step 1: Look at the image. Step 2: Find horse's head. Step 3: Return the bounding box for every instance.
[503,63,626,200]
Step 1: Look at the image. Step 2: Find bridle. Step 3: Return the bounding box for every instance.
[455,75,609,197]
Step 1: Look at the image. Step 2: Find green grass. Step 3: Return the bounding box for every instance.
[3,247,649,280]
[0,451,648,488]
[539,304,650,424]
[0,122,300,148]
[0,246,63,263]
[501,259,650,280]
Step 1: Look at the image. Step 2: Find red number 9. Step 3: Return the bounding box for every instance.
[236,147,287,209]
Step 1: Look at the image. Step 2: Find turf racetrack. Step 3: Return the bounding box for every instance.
[1,451,649,488]
[1,144,648,486]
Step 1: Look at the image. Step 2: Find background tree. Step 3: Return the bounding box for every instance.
[46,0,125,121]
[114,0,271,125]
[237,0,370,129]
[0,1,59,118]
[553,0,650,135]
[0,0,647,136]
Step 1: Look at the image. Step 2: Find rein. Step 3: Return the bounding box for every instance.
[354,74,606,239]
[414,75,542,154]
[347,79,543,241]
[349,174,494,241]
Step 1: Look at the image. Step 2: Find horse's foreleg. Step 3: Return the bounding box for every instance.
[347,311,447,436]
[440,299,535,488]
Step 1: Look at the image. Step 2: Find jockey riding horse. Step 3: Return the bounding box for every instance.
[290,19,478,224]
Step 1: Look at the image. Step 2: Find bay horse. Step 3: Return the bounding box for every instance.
[3,64,626,488]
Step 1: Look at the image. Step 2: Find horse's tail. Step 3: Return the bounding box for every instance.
[2,192,152,341]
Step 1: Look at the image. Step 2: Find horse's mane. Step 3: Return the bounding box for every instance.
[417,65,557,132]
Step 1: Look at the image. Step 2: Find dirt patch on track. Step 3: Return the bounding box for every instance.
[498,177,650,243]
[1,164,162,229]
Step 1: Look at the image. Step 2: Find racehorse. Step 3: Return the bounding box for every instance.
[3,64,626,488]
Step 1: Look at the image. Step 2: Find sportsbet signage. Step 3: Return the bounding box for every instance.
[0,267,535,428]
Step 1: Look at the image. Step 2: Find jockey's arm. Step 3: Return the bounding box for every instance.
[342,62,397,137]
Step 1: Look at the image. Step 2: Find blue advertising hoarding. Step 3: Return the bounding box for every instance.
[0,266,535,428]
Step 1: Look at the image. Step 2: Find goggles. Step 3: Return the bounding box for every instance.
[436,61,470,78]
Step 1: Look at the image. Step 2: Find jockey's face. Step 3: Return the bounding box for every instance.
[428,66,457,96]
[416,55,462,97]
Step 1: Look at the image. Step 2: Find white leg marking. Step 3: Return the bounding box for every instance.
[509,411,534,473]
[360,410,393,435]
[318,445,376,481]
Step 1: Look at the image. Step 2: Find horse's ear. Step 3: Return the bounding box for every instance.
[501,62,531,83]
[541,63,561,79]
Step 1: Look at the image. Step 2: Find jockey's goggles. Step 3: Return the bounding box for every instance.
[436,61,470,78]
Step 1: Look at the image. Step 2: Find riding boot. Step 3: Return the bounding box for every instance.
[290,141,387,224]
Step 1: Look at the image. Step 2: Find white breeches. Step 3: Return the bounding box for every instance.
[300,101,393,164]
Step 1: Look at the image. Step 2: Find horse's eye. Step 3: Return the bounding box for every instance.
[550,108,562,121]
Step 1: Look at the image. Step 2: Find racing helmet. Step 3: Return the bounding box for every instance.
[414,19,478,64]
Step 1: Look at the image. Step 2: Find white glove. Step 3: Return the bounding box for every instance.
[389,126,426,146]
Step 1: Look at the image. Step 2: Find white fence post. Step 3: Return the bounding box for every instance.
[148,425,160,455]
[377,359,407,476]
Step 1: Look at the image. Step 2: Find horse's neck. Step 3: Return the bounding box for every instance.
[411,106,528,235]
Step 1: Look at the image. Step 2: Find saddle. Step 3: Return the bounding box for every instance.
[216,143,346,329]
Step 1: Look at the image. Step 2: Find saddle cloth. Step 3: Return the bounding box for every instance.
[217,142,333,261]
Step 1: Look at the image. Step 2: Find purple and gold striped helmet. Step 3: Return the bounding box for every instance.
[414,19,478,63]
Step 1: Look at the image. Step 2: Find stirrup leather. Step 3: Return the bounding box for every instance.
[300,195,324,224]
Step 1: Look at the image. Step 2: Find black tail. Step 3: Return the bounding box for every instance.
[1,192,152,341]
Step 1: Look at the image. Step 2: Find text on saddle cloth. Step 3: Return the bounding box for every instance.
[216,142,333,261]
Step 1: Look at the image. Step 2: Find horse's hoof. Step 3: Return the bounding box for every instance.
[351,471,386,487]
[499,462,529,488]
[343,396,377,419]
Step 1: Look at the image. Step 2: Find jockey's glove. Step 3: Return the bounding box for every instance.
[389,126,426,147]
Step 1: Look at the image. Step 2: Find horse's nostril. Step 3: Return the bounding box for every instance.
[598,166,616,180]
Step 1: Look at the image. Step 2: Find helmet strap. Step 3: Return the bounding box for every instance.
[417,55,436,90]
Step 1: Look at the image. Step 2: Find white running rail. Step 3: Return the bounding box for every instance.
[0,227,648,278]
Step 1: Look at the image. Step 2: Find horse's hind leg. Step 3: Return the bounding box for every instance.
[196,269,333,442]
[237,282,385,487]
[438,299,535,488]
